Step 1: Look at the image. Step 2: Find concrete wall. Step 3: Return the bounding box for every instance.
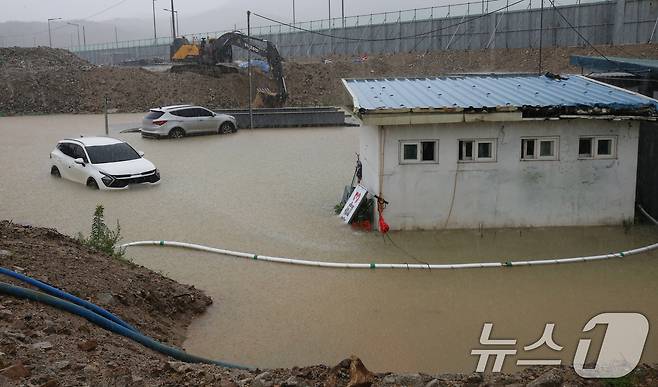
[358,119,640,230]
[70,0,658,65]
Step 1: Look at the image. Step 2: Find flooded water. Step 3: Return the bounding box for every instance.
[1,113,656,373]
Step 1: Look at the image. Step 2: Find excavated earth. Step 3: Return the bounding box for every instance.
[1,221,658,386]
[2,44,658,115]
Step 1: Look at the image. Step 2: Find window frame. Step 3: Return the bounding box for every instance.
[520,136,559,161]
[458,138,497,163]
[578,135,617,160]
[399,139,439,164]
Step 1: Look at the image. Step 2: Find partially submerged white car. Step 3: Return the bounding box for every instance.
[50,137,160,190]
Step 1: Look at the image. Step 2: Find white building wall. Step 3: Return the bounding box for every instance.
[359,124,381,196]
[359,119,640,230]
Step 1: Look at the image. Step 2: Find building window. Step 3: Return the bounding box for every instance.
[521,137,559,160]
[400,140,438,164]
[458,139,496,162]
[578,136,617,159]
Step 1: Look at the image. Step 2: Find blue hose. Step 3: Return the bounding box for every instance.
[0,281,250,370]
[0,267,139,333]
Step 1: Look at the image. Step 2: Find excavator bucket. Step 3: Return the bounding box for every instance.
[254,88,284,108]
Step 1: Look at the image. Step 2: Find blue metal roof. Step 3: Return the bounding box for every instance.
[342,74,658,114]
[570,55,658,76]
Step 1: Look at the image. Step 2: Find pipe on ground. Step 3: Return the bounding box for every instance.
[0,281,250,370]
[0,267,138,333]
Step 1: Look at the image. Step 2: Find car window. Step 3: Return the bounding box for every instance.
[146,110,164,119]
[195,108,214,117]
[71,144,88,162]
[57,143,74,157]
[170,108,194,117]
[85,143,140,164]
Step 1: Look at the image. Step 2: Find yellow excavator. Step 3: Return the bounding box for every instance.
[170,32,288,108]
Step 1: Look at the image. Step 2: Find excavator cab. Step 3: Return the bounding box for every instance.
[171,37,200,62]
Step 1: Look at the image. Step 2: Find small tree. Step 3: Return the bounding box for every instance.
[79,204,125,259]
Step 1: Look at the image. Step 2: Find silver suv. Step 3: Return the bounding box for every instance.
[141,105,237,139]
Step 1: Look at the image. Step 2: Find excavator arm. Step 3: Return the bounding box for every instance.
[205,32,288,105]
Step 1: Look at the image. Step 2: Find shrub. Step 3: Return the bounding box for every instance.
[78,204,125,259]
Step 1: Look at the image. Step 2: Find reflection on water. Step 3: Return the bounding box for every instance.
[0,114,656,373]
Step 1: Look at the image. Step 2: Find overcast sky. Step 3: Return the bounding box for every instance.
[2,0,452,23]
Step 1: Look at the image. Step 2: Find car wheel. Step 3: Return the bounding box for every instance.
[50,166,61,178]
[219,122,235,134]
[169,127,185,139]
[86,178,99,190]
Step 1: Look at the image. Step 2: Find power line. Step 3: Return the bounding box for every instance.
[546,0,610,62]
[251,0,526,43]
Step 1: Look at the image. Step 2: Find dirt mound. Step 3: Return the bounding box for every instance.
[2,44,658,115]
[0,47,254,115]
[283,44,658,107]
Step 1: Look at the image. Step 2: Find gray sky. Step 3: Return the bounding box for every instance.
[2,0,449,23]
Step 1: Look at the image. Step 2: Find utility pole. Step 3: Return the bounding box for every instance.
[67,22,81,47]
[292,0,296,24]
[114,26,119,46]
[152,0,157,43]
[47,17,61,48]
[82,25,86,47]
[538,0,544,73]
[342,0,345,28]
[170,0,176,38]
[163,9,179,36]
[104,96,109,135]
[247,10,253,130]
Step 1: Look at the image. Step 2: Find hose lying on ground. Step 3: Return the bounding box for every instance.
[0,267,138,333]
[121,205,658,270]
[120,239,658,270]
[0,281,250,370]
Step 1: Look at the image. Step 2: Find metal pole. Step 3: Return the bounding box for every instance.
[342,0,345,28]
[293,0,296,24]
[47,18,61,48]
[649,14,658,43]
[152,0,157,42]
[82,25,86,47]
[539,0,543,73]
[170,0,176,38]
[104,96,109,136]
[114,26,118,46]
[67,23,81,47]
[176,11,180,34]
[247,11,253,130]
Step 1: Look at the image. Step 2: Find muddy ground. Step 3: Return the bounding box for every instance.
[1,221,657,386]
[1,44,658,115]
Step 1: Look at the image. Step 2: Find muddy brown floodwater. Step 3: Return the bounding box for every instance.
[0,113,656,374]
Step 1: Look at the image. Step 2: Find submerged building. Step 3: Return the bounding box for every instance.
[342,74,658,230]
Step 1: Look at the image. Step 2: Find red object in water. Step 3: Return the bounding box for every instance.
[378,215,390,234]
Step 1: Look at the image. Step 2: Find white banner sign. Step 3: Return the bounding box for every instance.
[339,184,368,223]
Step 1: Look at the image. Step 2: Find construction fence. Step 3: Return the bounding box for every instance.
[72,0,658,65]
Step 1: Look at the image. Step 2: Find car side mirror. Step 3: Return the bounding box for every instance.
[138,151,145,157]
[212,112,217,117]
[74,158,85,166]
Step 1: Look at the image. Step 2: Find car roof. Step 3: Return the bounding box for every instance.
[61,136,124,147]
[157,104,194,111]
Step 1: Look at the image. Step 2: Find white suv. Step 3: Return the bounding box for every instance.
[141,105,237,138]
[50,137,160,190]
